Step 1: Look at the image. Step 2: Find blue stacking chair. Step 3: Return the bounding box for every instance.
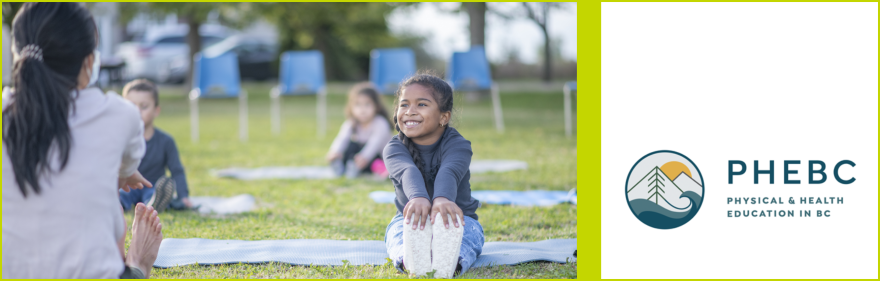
[564,81,576,137]
[370,48,416,95]
[447,46,504,133]
[270,50,327,137]
[189,52,248,143]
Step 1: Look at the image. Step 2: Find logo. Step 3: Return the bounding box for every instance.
[626,150,704,229]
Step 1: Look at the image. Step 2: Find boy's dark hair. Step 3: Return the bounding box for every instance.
[392,70,454,184]
[3,2,97,197]
[122,79,160,106]
[344,82,390,126]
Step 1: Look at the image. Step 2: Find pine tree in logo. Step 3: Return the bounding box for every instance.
[646,166,666,204]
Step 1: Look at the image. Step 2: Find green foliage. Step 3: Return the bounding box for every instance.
[118,3,238,25]
[118,81,576,278]
[2,2,24,28]
[256,3,413,81]
[114,3,436,81]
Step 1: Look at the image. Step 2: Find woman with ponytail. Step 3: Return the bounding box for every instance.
[382,72,484,278]
[2,3,163,279]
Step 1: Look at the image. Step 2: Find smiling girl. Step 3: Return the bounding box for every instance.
[382,73,484,278]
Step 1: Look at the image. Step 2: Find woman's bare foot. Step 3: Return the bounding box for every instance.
[127,203,163,278]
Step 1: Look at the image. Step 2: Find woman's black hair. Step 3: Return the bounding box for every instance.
[391,71,455,184]
[3,2,98,197]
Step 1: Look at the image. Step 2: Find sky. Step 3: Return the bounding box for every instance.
[387,2,577,64]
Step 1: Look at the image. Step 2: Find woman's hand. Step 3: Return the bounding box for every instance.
[326,152,342,162]
[118,170,152,192]
[403,197,432,230]
[353,154,369,170]
[431,197,464,229]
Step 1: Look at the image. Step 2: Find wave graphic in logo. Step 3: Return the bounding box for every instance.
[625,150,704,229]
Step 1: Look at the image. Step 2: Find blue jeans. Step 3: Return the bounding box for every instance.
[119,187,155,211]
[384,213,484,275]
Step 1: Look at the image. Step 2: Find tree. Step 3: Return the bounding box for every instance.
[463,3,486,47]
[521,3,563,83]
[115,3,423,81]
[149,3,214,88]
[256,3,403,80]
[646,167,667,205]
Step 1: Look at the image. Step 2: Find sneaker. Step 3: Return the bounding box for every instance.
[331,159,345,177]
[345,160,359,178]
[431,213,464,279]
[403,215,433,277]
[147,177,175,213]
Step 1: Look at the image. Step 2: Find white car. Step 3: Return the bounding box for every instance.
[117,24,227,83]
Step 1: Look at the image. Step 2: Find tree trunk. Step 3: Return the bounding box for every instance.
[465,2,486,47]
[185,20,201,90]
[314,25,335,80]
[541,25,551,83]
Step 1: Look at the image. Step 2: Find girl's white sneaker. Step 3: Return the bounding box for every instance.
[403,216,433,277]
[431,213,464,278]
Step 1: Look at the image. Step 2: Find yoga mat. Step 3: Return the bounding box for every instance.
[369,189,577,207]
[189,194,256,215]
[468,160,528,174]
[213,160,528,181]
[153,238,576,268]
[214,166,337,181]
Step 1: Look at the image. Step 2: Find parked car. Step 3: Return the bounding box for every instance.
[117,24,228,83]
[200,34,279,81]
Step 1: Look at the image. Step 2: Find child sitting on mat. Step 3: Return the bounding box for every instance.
[120,79,192,212]
[326,82,393,178]
[382,72,484,278]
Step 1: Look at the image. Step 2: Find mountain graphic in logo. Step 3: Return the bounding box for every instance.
[625,150,704,229]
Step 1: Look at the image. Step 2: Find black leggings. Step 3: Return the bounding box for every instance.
[342,140,380,174]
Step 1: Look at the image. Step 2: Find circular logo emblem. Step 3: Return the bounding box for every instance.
[625,150,704,229]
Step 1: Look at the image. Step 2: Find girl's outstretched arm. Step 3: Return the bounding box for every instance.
[327,120,353,162]
[383,137,429,200]
[432,134,473,204]
[355,116,391,169]
[356,116,393,166]
[384,137,433,228]
[430,133,472,228]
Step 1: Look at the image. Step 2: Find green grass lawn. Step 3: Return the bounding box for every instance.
[121,81,577,279]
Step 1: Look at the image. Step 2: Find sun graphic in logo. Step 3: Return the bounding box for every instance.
[625,151,704,229]
[660,161,691,181]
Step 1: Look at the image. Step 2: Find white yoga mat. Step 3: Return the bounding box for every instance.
[214,160,528,181]
[189,194,256,215]
[214,166,337,180]
[469,160,529,174]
